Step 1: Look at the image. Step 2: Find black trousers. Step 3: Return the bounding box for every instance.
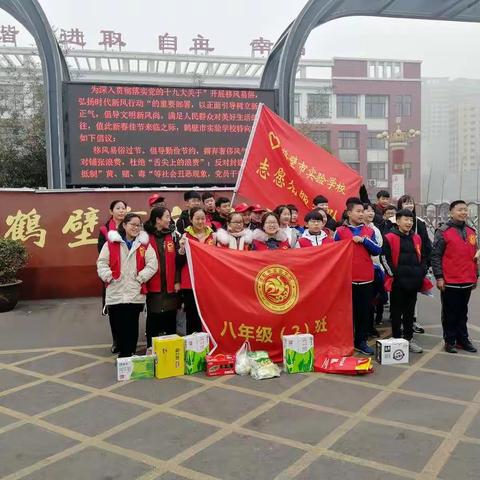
[441,286,472,345]
[145,310,177,348]
[108,303,142,357]
[352,283,373,344]
[390,287,418,341]
[182,289,203,334]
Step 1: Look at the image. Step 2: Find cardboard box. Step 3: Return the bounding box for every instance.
[184,332,210,375]
[206,354,235,377]
[376,338,409,365]
[117,355,155,381]
[152,334,184,379]
[283,334,314,373]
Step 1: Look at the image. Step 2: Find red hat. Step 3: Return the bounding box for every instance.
[148,193,165,207]
[250,204,266,213]
[234,203,253,213]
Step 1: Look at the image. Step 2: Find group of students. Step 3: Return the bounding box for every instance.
[96,188,479,359]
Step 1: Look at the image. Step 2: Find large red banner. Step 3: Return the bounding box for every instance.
[235,104,363,221]
[186,240,354,363]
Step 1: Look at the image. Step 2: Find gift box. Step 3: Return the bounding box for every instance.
[315,355,373,375]
[376,338,409,365]
[206,354,235,377]
[116,355,155,381]
[184,332,210,375]
[152,334,184,379]
[283,334,314,373]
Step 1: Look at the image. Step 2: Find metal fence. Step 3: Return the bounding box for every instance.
[416,203,480,241]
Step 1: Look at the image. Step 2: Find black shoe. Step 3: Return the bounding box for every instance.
[456,341,478,353]
[111,343,119,354]
[444,344,458,354]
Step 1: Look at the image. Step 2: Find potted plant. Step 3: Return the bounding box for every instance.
[0,238,28,312]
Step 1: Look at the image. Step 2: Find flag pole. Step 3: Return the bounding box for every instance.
[231,103,264,205]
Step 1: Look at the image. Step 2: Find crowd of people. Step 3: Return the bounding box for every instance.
[96,189,479,359]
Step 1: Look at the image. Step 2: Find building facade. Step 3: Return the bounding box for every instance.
[0,46,421,198]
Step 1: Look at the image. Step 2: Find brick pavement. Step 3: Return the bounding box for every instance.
[0,295,480,479]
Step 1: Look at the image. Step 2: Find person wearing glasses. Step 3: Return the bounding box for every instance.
[97,213,158,358]
[252,212,290,250]
[216,211,253,250]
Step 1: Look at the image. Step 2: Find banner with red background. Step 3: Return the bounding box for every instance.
[186,239,354,362]
[235,104,363,221]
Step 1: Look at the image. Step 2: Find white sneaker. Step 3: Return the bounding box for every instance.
[409,340,423,353]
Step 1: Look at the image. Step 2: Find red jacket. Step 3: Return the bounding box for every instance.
[442,225,478,284]
[335,225,375,282]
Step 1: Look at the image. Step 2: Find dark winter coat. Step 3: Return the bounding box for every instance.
[176,210,191,235]
[381,227,427,291]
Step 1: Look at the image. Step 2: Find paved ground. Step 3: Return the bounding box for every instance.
[1,294,480,480]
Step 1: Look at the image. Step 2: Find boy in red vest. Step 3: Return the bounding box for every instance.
[381,209,428,354]
[334,198,381,355]
[432,200,478,353]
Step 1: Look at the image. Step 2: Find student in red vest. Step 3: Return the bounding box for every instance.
[432,200,479,353]
[202,192,216,228]
[97,213,158,358]
[381,209,430,354]
[216,211,253,250]
[298,210,334,247]
[178,207,215,334]
[334,198,381,355]
[97,199,127,354]
[143,207,181,348]
[252,212,290,250]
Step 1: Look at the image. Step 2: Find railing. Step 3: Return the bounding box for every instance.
[416,203,480,240]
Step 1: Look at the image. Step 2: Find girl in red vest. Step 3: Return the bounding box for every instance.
[334,198,381,355]
[381,209,430,354]
[97,213,158,357]
[143,207,181,348]
[216,212,253,250]
[252,212,290,250]
[432,200,479,353]
[97,199,127,354]
[298,210,334,247]
[178,207,215,334]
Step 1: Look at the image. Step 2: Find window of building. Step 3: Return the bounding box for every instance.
[338,131,359,164]
[308,130,330,148]
[307,93,330,118]
[294,93,301,117]
[395,95,412,116]
[368,163,387,181]
[365,95,387,118]
[404,162,412,179]
[367,131,386,150]
[336,95,358,118]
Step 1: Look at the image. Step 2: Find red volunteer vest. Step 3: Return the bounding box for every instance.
[146,233,176,294]
[107,241,148,294]
[335,225,374,282]
[251,239,290,251]
[442,225,478,284]
[384,232,433,292]
[180,231,215,289]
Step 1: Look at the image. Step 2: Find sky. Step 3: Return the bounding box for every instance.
[1,0,480,78]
